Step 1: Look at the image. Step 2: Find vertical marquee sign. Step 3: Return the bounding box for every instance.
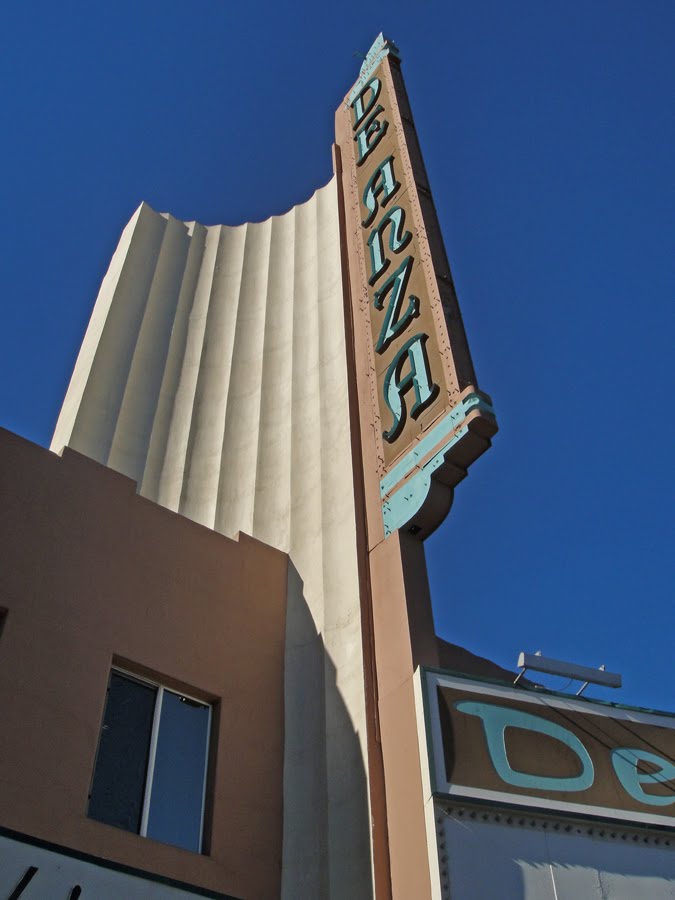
[336,35,498,538]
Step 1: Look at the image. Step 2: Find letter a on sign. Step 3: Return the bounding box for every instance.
[382,333,439,443]
[455,701,595,792]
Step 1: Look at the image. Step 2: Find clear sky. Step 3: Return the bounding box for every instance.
[1,2,673,710]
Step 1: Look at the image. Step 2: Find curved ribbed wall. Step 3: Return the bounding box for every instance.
[51,179,372,899]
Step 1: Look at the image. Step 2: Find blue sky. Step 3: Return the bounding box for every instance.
[1,2,673,710]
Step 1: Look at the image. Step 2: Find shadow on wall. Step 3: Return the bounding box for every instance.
[515,845,675,899]
[441,809,675,899]
[282,562,372,900]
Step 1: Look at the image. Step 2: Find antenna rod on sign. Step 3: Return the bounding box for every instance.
[514,651,622,694]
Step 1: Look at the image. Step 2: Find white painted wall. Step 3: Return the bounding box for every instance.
[436,809,675,900]
[0,833,222,900]
[51,181,372,899]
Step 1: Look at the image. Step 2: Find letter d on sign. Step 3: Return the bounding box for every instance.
[455,701,595,792]
[351,77,382,130]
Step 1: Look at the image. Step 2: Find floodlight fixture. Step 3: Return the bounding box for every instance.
[514,651,622,696]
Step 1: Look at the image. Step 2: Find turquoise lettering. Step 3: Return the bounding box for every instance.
[455,701,595,792]
[362,157,400,228]
[382,334,439,442]
[351,77,382,130]
[355,106,389,166]
[367,206,412,285]
[374,256,419,354]
[611,749,675,807]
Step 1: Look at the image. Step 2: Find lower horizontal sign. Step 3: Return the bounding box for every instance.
[0,828,237,900]
[418,670,675,829]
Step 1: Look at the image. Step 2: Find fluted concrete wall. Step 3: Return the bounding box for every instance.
[51,179,373,899]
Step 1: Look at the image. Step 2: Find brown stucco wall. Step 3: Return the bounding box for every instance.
[0,428,287,900]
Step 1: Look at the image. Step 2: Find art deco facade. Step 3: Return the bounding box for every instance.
[1,33,673,900]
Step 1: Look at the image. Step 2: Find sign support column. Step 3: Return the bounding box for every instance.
[336,34,498,899]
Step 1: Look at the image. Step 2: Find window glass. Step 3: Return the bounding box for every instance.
[88,672,157,832]
[88,670,211,853]
[146,691,210,852]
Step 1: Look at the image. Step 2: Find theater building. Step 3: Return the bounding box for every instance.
[1,33,673,900]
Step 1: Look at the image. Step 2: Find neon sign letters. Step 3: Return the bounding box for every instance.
[351,78,439,445]
[423,672,675,828]
[456,700,675,806]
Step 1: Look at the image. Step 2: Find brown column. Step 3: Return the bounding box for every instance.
[334,113,442,895]
[370,530,438,898]
[336,41,496,897]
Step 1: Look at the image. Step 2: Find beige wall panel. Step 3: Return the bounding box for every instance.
[181,223,248,528]
[211,221,270,536]
[251,212,295,551]
[316,183,373,896]
[106,214,192,485]
[139,221,207,501]
[51,178,373,899]
[53,204,166,462]
[155,223,223,513]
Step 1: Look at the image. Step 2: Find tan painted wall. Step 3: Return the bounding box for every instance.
[0,428,288,899]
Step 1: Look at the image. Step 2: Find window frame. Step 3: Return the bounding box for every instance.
[90,666,212,853]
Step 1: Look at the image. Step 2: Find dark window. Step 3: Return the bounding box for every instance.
[88,672,156,833]
[89,670,211,853]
